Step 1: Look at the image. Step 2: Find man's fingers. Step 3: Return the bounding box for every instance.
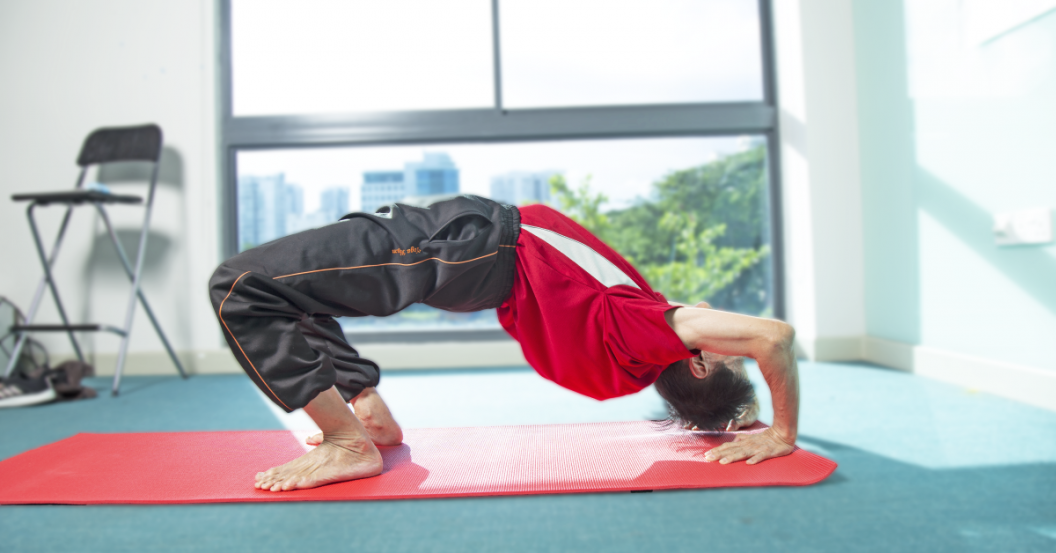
[704,442,748,463]
[717,447,752,464]
[745,453,768,465]
[704,432,792,465]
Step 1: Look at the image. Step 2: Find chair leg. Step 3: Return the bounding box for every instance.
[2,277,46,378]
[109,263,141,396]
[5,204,85,378]
[26,204,84,362]
[112,161,162,396]
[95,205,187,380]
[111,313,134,396]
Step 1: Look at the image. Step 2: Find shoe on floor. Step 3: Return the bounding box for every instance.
[0,373,57,409]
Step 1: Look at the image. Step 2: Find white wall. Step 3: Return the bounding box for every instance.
[0,0,223,372]
[15,0,1047,414]
[772,0,867,360]
[0,0,872,375]
[852,0,1056,411]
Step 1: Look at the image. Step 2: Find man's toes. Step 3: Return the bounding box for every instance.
[306,433,323,445]
[257,468,285,490]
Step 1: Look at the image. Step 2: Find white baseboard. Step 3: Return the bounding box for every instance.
[861,336,913,371]
[795,335,863,362]
[862,336,1056,412]
[357,340,527,369]
[83,337,1056,413]
[89,350,241,376]
[86,340,528,376]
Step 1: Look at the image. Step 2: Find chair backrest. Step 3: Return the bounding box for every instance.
[77,124,163,167]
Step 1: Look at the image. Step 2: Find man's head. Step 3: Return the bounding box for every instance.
[654,352,755,431]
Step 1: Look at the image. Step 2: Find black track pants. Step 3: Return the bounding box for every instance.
[209,195,520,411]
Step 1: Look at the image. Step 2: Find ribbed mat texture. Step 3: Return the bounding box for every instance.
[0,421,836,504]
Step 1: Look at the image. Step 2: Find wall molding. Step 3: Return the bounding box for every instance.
[797,335,864,362]
[794,335,1055,412]
[90,336,1055,413]
[89,340,529,377]
[90,350,241,377]
[861,337,1056,412]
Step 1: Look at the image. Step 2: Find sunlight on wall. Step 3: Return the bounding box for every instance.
[854,0,1056,370]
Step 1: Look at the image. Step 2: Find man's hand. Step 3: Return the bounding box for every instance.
[703,428,795,465]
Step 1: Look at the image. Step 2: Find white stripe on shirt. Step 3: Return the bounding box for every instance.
[521,224,640,290]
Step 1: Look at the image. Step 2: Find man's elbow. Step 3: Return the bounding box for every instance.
[762,321,795,358]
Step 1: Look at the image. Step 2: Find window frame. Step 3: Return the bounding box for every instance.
[218,0,786,342]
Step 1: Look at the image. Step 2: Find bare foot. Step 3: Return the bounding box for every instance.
[307,387,403,447]
[255,437,382,492]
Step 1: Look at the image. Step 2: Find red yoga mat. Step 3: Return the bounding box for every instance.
[0,421,836,505]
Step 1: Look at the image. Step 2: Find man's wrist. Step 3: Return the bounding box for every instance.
[769,425,797,445]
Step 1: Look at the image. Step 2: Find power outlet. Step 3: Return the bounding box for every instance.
[993,207,1053,246]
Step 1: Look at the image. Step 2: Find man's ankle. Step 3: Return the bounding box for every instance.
[351,387,378,404]
[321,432,375,452]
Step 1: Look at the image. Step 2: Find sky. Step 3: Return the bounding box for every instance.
[232,0,767,214]
[238,136,760,214]
[231,0,763,115]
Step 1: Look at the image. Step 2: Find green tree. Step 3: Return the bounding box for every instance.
[549,145,773,315]
[549,174,611,239]
[641,213,769,303]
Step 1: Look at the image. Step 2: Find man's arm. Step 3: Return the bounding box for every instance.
[664,306,800,464]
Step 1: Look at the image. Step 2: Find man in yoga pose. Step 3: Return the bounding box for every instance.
[210,195,798,492]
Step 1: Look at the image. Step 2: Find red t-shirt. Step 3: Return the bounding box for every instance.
[497,205,697,400]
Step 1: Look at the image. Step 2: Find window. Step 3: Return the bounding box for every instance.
[230,0,494,115]
[222,0,783,340]
[500,0,765,107]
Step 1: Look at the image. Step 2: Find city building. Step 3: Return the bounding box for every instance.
[404,152,459,196]
[360,171,404,214]
[286,186,352,235]
[285,184,304,217]
[490,171,557,206]
[319,186,350,223]
[361,152,460,213]
[237,173,300,250]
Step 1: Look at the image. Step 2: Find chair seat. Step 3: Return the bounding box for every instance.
[11,190,142,206]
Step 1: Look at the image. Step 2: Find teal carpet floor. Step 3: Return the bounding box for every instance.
[1,362,1054,552]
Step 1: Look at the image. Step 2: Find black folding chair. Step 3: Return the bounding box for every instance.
[3,124,188,395]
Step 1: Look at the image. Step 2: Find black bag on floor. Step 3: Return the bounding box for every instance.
[0,297,96,405]
[50,360,97,400]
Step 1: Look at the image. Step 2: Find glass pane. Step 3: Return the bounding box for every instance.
[231,0,494,116]
[500,0,764,108]
[236,136,774,334]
